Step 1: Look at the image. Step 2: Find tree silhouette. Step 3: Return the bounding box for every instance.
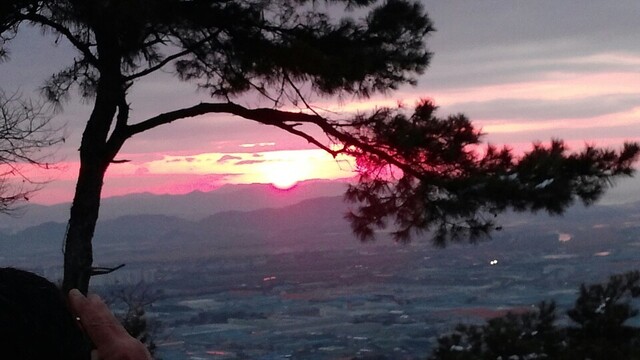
[429,301,562,360]
[106,282,163,358]
[429,271,640,360]
[344,101,639,245]
[566,271,640,359]
[0,91,62,213]
[1,1,638,293]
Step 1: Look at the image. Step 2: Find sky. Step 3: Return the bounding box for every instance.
[1,0,640,205]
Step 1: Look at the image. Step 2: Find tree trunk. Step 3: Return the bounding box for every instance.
[62,156,108,294]
[61,23,127,294]
[62,78,120,294]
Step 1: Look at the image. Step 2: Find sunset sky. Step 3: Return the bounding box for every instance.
[1,1,639,204]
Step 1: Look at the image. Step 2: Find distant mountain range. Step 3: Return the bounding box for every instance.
[0,194,366,267]
[0,179,362,267]
[0,179,350,231]
[2,178,640,269]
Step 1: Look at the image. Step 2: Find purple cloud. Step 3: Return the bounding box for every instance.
[217,155,242,164]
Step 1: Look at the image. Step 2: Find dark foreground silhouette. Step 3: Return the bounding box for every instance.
[0,268,150,360]
[430,271,640,360]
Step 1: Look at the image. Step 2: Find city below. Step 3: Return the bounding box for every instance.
[1,181,639,359]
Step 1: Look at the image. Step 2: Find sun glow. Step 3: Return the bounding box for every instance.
[261,161,306,189]
[90,148,357,197]
[256,150,344,189]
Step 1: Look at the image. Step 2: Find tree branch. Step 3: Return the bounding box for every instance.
[19,13,98,66]
[90,264,125,276]
[124,48,192,81]
[126,102,422,178]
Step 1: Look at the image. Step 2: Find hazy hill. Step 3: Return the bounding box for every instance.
[0,179,350,231]
[0,195,359,266]
[0,182,640,266]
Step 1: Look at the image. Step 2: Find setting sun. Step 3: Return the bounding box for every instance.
[266,169,299,189]
[260,159,308,189]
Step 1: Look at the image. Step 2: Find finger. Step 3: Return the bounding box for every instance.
[68,289,129,348]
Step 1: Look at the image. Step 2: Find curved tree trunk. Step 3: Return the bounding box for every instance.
[62,67,121,294]
[62,156,108,294]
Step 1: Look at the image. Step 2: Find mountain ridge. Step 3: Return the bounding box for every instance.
[0,179,350,232]
[2,190,640,269]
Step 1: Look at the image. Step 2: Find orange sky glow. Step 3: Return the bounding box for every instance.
[3,3,640,205]
[21,67,640,205]
[24,148,358,204]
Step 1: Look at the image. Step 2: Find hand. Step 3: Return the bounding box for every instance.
[68,289,152,360]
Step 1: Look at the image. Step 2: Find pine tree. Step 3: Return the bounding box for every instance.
[429,271,640,360]
[1,1,637,292]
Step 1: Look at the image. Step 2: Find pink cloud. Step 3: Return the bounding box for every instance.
[239,142,276,148]
[134,166,150,175]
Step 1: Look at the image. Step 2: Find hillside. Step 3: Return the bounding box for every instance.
[2,188,640,268]
[0,179,350,231]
